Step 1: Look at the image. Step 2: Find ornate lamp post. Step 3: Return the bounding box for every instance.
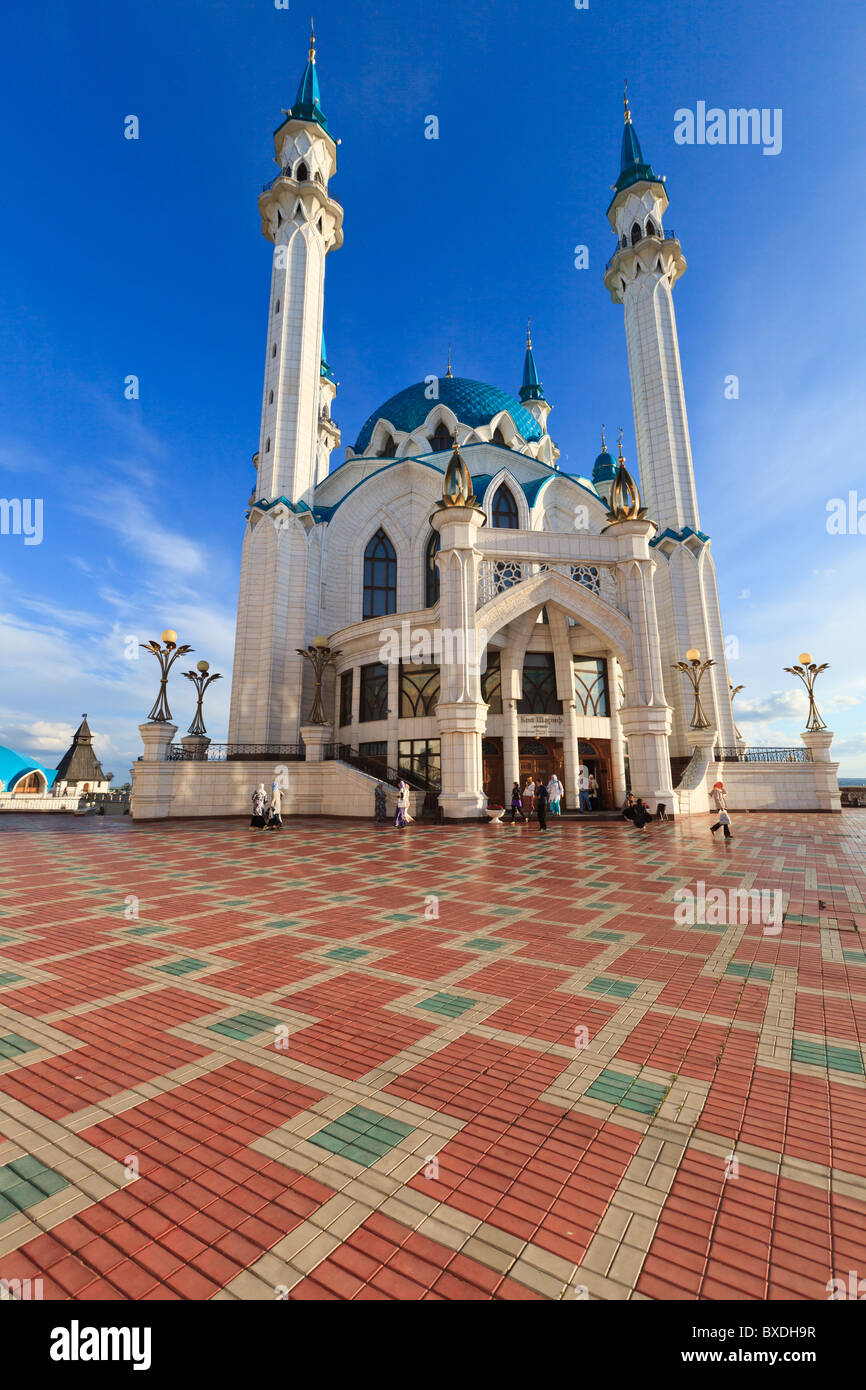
[729,682,744,741]
[297,637,340,725]
[140,630,193,723]
[182,660,222,736]
[783,653,829,732]
[673,648,716,730]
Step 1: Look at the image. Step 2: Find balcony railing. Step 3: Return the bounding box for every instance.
[167,743,306,762]
[714,747,812,763]
[606,229,678,273]
[477,559,618,609]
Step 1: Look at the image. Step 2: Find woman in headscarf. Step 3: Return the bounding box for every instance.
[251,783,267,829]
[395,779,409,830]
[711,781,727,812]
[267,779,283,830]
[547,774,563,816]
[374,782,387,823]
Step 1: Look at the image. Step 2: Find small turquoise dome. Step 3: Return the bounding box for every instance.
[592,449,617,485]
[354,376,544,454]
[0,745,57,793]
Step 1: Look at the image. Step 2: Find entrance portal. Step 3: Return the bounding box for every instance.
[481,738,504,808]
[578,738,612,810]
[518,738,565,802]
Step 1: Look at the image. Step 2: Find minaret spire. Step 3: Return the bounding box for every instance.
[445,344,453,378]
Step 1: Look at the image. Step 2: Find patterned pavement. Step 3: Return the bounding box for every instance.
[0,809,865,1301]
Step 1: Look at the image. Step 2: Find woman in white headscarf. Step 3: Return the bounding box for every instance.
[267,779,283,831]
[547,774,563,816]
[251,783,267,830]
[395,780,409,829]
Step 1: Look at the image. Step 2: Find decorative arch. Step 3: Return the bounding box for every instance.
[476,567,634,673]
[480,469,531,530]
[491,482,519,528]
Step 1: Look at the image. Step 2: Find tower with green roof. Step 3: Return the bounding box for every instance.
[518,321,551,434]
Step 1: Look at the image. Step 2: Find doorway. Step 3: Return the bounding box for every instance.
[518,738,565,799]
[482,737,504,807]
[578,739,612,809]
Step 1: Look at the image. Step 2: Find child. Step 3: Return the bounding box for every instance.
[710,807,733,840]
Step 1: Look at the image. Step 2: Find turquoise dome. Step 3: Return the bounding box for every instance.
[593,449,617,484]
[354,376,544,454]
[0,745,57,793]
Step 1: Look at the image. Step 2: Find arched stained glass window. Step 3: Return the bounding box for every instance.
[425,531,440,607]
[430,422,452,452]
[363,529,397,618]
[492,483,519,528]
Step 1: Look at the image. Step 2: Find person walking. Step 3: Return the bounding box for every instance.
[547,774,563,816]
[710,807,733,840]
[395,779,409,830]
[509,782,525,823]
[266,780,283,830]
[535,779,549,831]
[578,763,592,814]
[250,783,267,829]
[374,781,387,823]
[588,772,599,810]
[711,782,727,812]
[523,777,536,821]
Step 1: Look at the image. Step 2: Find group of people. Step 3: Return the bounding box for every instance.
[374,779,414,830]
[250,781,283,830]
[620,780,734,839]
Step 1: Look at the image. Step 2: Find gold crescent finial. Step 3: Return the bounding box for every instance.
[623,78,631,124]
[309,17,316,62]
[617,425,625,463]
[601,424,606,451]
[526,317,532,349]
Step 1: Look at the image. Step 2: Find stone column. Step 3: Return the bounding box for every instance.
[386,661,400,771]
[503,698,519,800]
[609,518,677,814]
[350,665,361,751]
[801,730,841,812]
[301,724,333,762]
[139,722,177,760]
[609,657,628,807]
[431,502,489,819]
[562,699,580,810]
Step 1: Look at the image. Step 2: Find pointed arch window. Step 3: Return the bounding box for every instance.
[493,426,509,448]
[630,222,642,246]
[378,434,397,459]
[645,218,657,238]
[492,483,519,528]
[430,422,452,453]
[363,528,397,618]
[425,531,440,607]
[296,161,309,182]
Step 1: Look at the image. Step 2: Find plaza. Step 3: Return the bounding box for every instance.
[0,810,864,1301]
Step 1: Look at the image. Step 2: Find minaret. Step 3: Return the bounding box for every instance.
[255,25,343,506]
[603,85,738,757]
[228,32,342,748]
[518,321,551,433]
[603,85,697,533]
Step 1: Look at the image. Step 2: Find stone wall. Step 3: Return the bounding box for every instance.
[710,758,841,813]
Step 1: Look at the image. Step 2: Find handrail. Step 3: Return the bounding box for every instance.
[329,744,440,793]
[167,743,306,762]
[606,229,678,272]
[714,746,812,763]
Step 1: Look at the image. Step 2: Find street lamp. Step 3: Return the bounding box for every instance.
[729,682,744,741]
[673,648,716,730]
[297,637,341,725]
[182,660,222,736]
[140,630,193,723]
[783,653,829,732]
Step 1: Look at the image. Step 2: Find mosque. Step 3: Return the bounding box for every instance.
[130,37,839,819]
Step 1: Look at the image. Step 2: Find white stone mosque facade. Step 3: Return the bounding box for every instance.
[130,40,840,820]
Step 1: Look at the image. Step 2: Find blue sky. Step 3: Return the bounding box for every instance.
[2,0,865,779]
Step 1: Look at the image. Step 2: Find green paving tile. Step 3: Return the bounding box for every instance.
[207,1011,278,1041]
[792,1037,864,1074]
[585,1068,667,1115]
[586,901,619,911]
[126,925,167,937]
[0,973,24,988]
[587,930,625,942]
[463,938,503,951]
[267,919,302,929]
[309,1106,414,1168]
[0,1155,69,1217]
[688,921,728,934]
[0,935,16,944]
[725,962,773,983]
[0,1034,39,1060]
[325,947,369,962]
[382,912,416,923]
[155,957,209,976]
[843,950,866,965]
[418,992,478,1018]
[586,976,638,999]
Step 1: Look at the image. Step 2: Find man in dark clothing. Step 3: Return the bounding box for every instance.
[535,780,549,831]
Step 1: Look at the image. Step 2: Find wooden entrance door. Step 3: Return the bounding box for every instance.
[578,739,612,809]
[481,738,504,808]
[518,738,565,799]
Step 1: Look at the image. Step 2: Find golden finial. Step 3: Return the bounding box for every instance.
[623,79,631,124]
[617,425,625,463]
[605,426,648,524]
[445,343,453,378]
[601,424,607,452]
[309,18,316,62]
[438,432,477,509]
[526,318,532,349]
